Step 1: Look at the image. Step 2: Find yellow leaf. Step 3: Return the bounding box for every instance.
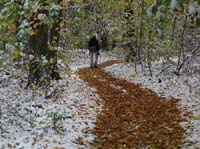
[10,51,20,59]
[59,22,65,28]
[39,121,46,125]
[45,0,50,4]
[53,36,58,40]
[28,28,37,36]
[75,0,81,4]
[32,85,38,90]
[145,0,154,3]
[7,143,12,148]
[49,45,55,51]
[62,0,68,6]
[129,73,137,79]
[151,31,157,40]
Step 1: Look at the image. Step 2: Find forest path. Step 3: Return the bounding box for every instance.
[76,60,185,148]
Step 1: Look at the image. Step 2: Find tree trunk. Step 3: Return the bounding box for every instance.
[49,1,62,80]
[124,0,136,59]
[101,32,109,50]
[27,2,61,86]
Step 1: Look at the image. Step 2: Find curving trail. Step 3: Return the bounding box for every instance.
[76,60,185,148]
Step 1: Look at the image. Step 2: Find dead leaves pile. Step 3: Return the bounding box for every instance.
[76,60,186,148]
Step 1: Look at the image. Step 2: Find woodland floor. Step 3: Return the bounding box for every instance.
[77,60,186,148]
[1,50,200,148]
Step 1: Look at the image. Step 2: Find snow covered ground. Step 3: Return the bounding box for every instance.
[105,61,200,148]
[0,73,102,148]
[1,48,199,148]
[69,49,121,71]
[0,49,122,149]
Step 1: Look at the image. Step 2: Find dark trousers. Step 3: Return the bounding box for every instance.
[89,47,98,68]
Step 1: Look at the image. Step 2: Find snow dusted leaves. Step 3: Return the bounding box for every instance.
[147,5,154,19]
[146,0,179,19]
[156,11,165,21]
[188,1,200,15]
[157,27,163,37]
[29,54,34,60]
[0,73,101,148]
[188,1,200,26]
[170,0,181,11]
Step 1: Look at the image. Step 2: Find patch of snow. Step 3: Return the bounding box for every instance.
[0,70,101,148]
[69,49,123,72]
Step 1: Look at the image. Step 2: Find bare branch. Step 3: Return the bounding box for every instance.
[175,42,200,75]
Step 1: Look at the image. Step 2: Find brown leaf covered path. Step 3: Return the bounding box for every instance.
[76,60,185,148]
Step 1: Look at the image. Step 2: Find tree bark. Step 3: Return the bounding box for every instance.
[27,2,61,86]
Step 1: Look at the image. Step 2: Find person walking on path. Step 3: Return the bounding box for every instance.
[88,34,100,68]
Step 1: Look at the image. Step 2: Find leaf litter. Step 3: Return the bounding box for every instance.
[77,60,187,148]
[0,49,194,148]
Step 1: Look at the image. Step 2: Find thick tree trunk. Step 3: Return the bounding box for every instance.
[27,2,61,86]
[27,15,49,86]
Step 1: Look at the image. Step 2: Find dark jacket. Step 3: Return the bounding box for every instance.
[88,36,99,52]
